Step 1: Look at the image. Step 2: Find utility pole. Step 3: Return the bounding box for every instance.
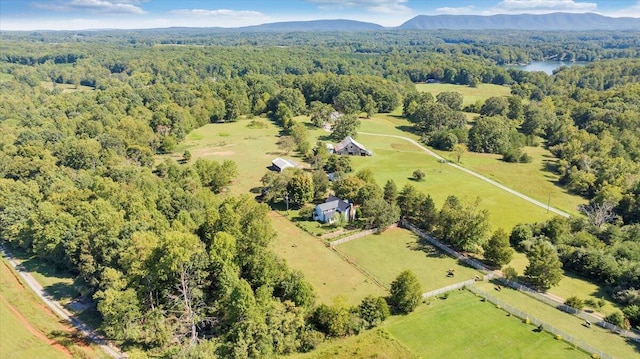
[547,193,551,214]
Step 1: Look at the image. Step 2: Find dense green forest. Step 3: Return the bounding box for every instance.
[1,29,640,355]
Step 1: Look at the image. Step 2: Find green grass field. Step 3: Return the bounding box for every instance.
[416,83,512,106]
[434,145,587,216]
[335,227,482,292]
[386,290,588,359]
[0,72,13,82]
[0,258,108,359]
[0,296,69,359]
[160,117,285,195]
[269,212,386,304]
[39,81,94,93]
[474,281,640,359]
[288,328,417,359]
[349,132,558,230]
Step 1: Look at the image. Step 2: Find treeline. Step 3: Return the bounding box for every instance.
[511,216,640,329]
[3,29,638,64]
[0,74,399,357]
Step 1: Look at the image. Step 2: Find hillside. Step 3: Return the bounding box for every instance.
[399,12,640,30]
[240,19,383,32]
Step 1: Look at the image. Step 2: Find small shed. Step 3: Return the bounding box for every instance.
[271,158,297,172]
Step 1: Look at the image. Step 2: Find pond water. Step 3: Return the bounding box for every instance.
[504,61,587,75]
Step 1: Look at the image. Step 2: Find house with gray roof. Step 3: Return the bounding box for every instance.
[334,136,371,156]
[312,195,355,224]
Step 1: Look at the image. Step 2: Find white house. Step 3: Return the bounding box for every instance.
[312,195,355,224]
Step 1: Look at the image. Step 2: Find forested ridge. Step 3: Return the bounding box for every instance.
[1,29,640,355]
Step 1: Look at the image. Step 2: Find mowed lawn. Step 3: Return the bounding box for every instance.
[415,83,512,106]
[386,290,588,359]
[0,258,107,359]
[434,145,587,216]
[269,212,386,304]
[348,133,558,230]
[336,227,482,292]
[474,281,640,359]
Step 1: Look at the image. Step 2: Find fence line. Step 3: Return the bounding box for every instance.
[467,286,615,359]
[402,221,491,273]
[403,220,640,342]
[330,224,398,247]
[422,279,476,299]
[330,246,389,290]
[495,277,640,341]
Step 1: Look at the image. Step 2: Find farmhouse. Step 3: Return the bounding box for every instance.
[271,157,297,172]
[313,195,356,224]
[334,136,371,156]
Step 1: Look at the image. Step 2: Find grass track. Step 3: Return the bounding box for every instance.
[386,290,588,358]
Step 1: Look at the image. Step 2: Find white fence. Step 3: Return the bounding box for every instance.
[402,221,490,273]
[468,286,615,359]
[403,220,640,343]
[496,277,640,342]
[329,224,398,247]
[422,279,476,299]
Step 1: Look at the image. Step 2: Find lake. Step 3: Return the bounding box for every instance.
[504,61,587,75]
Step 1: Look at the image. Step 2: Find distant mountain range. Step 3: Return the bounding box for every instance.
[399,13,640,31]
[230,13,639,32]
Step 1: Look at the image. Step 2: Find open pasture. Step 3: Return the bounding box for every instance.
[474,280,639,359]
[348,133,558,230]
[336,227,482,291]
[269,212,386,305]
[415,83,511,106]
[163,118,286,195]
[40,81,94,93]
[434,145,587,216]
[386,289,588,359]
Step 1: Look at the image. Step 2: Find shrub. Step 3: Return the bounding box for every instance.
[298,205,314,219]
[555,335,562,340]
[358,296,390,329]
[565,296,585,311]
[503,266,518,281]
[412,169,426,181]
[605,310,630,329]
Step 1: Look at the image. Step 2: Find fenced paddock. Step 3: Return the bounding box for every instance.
[468,286,614,359]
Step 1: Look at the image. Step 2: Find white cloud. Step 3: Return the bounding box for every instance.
[495,0,597,12]
[435,6,476,15]
[307,0,412,14]
[169,9,266,19]
[606,1,640,17]
[32,0,146,15]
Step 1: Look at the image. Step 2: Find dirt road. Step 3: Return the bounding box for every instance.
[1,246,125,358]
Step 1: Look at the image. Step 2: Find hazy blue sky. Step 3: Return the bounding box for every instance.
[1,0,639,30]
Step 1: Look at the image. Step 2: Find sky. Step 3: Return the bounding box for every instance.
[1,0,639,31]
